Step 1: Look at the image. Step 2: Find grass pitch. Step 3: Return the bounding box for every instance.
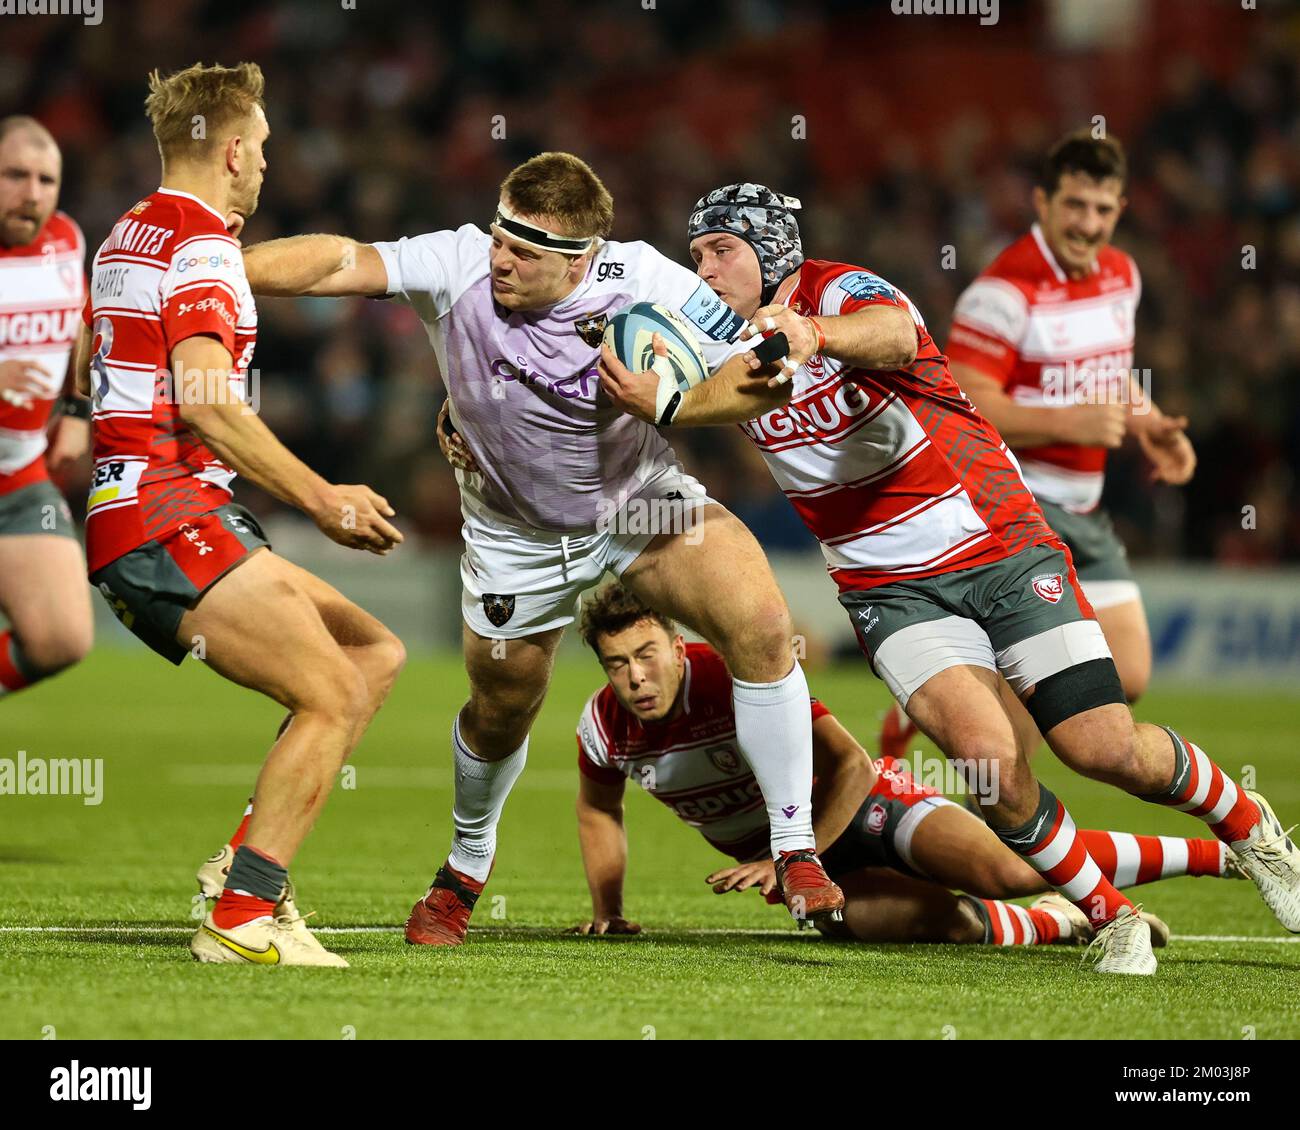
[1,649,1298,1040]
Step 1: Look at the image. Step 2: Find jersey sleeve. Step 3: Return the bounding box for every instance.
[809,696,831,723]
[371,224,489,324]
[576,695,624,786]
[159,235,244,355]
[631,243,748,372]
[945,277,1029,386]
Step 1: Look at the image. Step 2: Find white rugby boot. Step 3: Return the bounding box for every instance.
[196,843,233,899]
[1030,893,1094,945]
[1085,904,1157,975]
[1230,791,1300,932]
[190,909,347,968]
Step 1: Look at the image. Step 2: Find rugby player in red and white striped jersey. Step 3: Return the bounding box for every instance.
[82,63,405,968]
[944,130,1194,727]
[0,116,93,700]
[570,585,1250,949]
[596,183,1300,973]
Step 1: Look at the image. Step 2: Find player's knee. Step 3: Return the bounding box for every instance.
[716,594,793,675]
[18,622,93,675]
[1057,706,1138,783]
[1119,664,1149,704]
[297,656,371,729]
[370,632,407,695]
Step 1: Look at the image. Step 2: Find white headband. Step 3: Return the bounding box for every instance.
[490,199,595,255]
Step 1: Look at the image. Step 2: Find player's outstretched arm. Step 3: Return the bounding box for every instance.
[242,235,389,298]
[573,773,640,936]
[172,335,402,555]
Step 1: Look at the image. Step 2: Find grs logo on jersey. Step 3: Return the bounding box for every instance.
[596,262,625,282]
[680,281,743,342]
[836,271,898,303]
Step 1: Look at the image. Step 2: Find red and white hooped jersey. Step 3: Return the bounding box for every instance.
[945,224,1140,513]
[737,259,1055,593]
[0,211,86,495]
[85,188,256,574]
[577,643,831,862]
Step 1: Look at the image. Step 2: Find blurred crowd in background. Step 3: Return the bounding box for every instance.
[4,0,1298,563]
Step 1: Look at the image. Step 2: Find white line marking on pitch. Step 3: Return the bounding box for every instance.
[1,925,1297,943]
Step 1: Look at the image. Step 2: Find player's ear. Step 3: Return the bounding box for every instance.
[1031,185,1049,220]
[224,134,242,177]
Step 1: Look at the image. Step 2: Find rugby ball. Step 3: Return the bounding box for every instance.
[603,302,709,392]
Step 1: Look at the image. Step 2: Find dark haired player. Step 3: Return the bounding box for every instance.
[595,182,1300,974]
[924,129,1193,763]
[569,584,1252,949]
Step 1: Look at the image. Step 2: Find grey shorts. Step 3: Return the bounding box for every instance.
[90,504,270,665]
[839,542,1113,707]
[1036,499,1139,610]
[0,480,76,539]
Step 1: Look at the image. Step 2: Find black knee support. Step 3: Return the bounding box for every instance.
[1024,657,1126,734]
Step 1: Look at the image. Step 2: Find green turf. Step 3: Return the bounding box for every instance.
[1,649,1298,1039]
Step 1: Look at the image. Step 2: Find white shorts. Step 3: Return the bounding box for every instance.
[459,463,717,639]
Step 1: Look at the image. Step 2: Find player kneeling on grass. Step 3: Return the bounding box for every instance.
[570,584,1255,949]
[82,63,405,968]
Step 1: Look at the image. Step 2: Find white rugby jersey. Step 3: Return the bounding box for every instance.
[373,226,747,532]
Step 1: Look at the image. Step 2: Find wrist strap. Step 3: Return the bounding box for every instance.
[59,396,92,421]
[807,315,827,354]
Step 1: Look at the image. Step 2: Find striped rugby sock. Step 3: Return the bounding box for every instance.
[995,783,1133,927]
[1079,828,1225,885]
[962,896,1069,945]
[1141,728,1261,845]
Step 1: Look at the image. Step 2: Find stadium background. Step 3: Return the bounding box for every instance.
[6,0,1300,677]
[2,0,1299,1043]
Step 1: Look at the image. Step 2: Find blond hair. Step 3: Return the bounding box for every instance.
[500,152,614,240]
[144,61,265,164]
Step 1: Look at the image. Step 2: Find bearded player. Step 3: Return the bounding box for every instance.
[237,152,843,944]
[597,183,1300,974]
[84,63,405,967]
[0,116,93,699]
[570,584,1255,949]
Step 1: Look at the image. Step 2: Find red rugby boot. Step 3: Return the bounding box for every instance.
[775,849,844,928]
[405,861,490,946]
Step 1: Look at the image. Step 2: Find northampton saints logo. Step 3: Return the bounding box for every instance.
[482,593,516,627]
[574,313,609,348]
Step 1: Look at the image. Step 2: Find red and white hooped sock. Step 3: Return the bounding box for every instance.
[1079,828,1226,885]
[1142,728,1261,845]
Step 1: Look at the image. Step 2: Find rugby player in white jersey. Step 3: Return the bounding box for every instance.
[238,153,843,943]
[0,117,92,700]
[569,584,1255,949]
[595,183,1300,973]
